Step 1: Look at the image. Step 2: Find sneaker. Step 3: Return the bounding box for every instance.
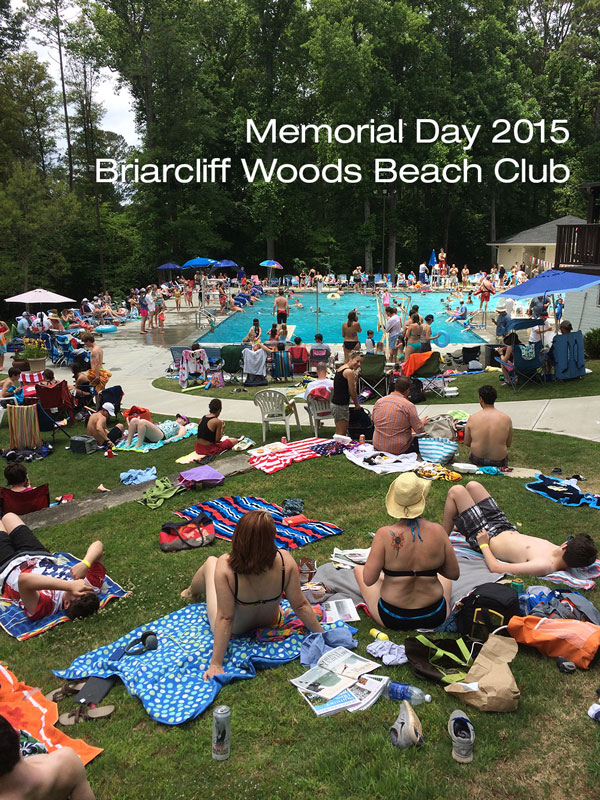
[448,710,475,763]
[389,700,423,749]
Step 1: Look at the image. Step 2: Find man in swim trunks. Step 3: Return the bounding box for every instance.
[272,288,289,325]
[442,481,598,576]
[81,334,111,408]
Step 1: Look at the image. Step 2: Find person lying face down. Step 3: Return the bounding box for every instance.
[442,481,598,576]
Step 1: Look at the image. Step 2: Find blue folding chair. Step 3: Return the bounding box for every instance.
[552,331,585,381]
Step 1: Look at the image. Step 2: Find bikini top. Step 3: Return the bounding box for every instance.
[233,550,285,606]
[382,519,443,579]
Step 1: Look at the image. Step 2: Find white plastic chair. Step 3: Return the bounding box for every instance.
[306,396,334,437]
[253,389,301,442]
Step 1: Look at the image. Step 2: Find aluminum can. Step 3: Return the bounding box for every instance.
[212,705,230,760]
[511,579,525,594]
[281,436,287,445]
[359,434,366,444]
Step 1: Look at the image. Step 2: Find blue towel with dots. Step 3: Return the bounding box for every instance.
[54,601,350,725]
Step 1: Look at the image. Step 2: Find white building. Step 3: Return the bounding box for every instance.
[488,215,586,273]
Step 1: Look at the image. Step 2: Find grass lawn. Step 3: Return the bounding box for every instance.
[2,428,600,800]
[152,360,600,406]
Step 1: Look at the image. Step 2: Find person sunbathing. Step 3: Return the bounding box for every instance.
[124,413,190,448]
[0,715,95,800]
[0,512,104,621]
[442,481,598,576]
[180,509,324,681]
[354,473,459,630]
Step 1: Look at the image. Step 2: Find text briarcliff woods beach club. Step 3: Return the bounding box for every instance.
[96,118,571,186]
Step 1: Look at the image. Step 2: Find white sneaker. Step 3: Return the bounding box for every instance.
[448,710,475,763]
[389,700,423,748]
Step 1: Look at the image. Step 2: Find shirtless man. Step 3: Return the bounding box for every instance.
[0,714,95,800]
[86,403,124,448]
[81,334,111,408]
[272,289,289,325]
[464,385,512,467]
[475,273,495,312]
[443,481,598,576]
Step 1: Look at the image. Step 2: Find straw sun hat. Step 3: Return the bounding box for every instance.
[385,473,431,519]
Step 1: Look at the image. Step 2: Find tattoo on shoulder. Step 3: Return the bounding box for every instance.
[390,529,404,558]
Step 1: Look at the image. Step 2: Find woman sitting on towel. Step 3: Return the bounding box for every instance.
[124,413,190,448]
[354,473,459,631]
[195,398,239,456]
[181,509,324,681]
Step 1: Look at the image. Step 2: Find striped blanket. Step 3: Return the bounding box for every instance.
[0,554,130,640]
[175,495,343,549]
[450,532,600,591]
[249,437,328,474]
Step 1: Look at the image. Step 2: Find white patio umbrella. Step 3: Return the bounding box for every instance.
[5,288,76,304]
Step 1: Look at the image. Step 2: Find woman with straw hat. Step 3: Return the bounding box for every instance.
[354,474,459,630]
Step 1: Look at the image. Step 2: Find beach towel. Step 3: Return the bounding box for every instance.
[525,474,600,510]
[175,495,343,550]
[115,424,198,453]
[0,665,101,765]
[401,350,435,377]
[137,477,187,509]
[344,444,422,475]
[249,437,328,474]
[120,467,157,485]
[450,532,600,591]
[54,601,349,725]
[0,553,130,640]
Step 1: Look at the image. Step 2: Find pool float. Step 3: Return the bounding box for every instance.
[434,330,450,348]
[327,292,341,300]
[96,324,118,333]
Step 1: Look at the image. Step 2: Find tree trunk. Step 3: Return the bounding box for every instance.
[364,196,373,273]
[53,0,73,190]
[387,191,397,274]
[490,191,496,266]
[442,190,451,252]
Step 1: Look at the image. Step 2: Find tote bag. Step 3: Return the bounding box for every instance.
[418,436,457,465]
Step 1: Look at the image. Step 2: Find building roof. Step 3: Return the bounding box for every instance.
[488,215,587,246]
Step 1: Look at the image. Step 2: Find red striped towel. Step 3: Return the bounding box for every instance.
[20,371,44,384]
[249,437,328,474]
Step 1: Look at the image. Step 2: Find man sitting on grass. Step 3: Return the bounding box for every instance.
[0,714,95,800]
[464,385,512,467]
[86,402,124,448]
[0,512,104,621]
[442,481,598,576]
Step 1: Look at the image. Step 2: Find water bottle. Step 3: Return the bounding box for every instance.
[369,628,389,641]
[388,681,432,705]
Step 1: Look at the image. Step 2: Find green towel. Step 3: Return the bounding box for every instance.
[137,477,187,509]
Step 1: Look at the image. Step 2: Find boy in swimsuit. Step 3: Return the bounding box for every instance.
[443,481,598,576]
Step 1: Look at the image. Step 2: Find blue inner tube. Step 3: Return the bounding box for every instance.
[96,325,117,333]
[435,330,450,348]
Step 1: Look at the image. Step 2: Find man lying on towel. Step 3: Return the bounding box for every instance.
[0,714,95,800]
[0,513,104,621]
[442,481,598,576]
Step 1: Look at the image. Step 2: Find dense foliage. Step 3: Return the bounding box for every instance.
[1,0,599,298]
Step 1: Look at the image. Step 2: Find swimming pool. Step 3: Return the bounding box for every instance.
[196,291,490,346]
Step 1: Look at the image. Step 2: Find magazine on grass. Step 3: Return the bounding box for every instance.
[299,674,390,716]
[298,687,359,716]
[322,598,360,623]
[290,647,379,699]
[330,547,371,568]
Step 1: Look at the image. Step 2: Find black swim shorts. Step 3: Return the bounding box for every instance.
[453,497,517,552]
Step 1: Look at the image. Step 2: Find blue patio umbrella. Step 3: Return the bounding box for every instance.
[500,269,600,300]
[157,262,181,270]
[214,259,238,268]
[428,249,437,267]
[182,257,216,268]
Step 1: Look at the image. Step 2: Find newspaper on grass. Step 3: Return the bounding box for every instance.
[298,674,390,716]
[298,687,359,717]
[322,598,360,624]
[330,547,371,569]
[290,647,379,699]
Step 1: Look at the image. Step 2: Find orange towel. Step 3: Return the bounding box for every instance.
[0,665,102,766]
[401,350,435,377]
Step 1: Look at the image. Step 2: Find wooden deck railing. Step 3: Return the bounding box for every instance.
[555,223,600,271]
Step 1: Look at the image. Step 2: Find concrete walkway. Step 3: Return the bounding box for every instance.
[50,309,600,443]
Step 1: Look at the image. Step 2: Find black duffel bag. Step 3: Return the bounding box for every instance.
[348,406,374,441]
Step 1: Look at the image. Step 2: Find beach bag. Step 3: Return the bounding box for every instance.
[209,370,225,388]
[244,373,268,387]
[159,516,216,552]
[69,435,99,455]
[407,378,426,404]
[418,437,457,465]
[424,414,456,441]
[454,583,521,641]
[348,407,374,440]
[507,615,600,669]
[404,635,481,684]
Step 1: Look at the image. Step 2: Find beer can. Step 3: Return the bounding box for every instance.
[359,434,366,444]
[212,705,230,760]
[281,436,287,445]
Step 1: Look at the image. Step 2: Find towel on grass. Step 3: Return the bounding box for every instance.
[0,665,102,765]
[0,553,130,640]
[54,601,349,725]
[344,444,422,475]
[115,424,198,453]
[526,474,600,510]
[249,437,328,474]
[120,467,157,485]
[175,495,343,550]
[450,532,600,590]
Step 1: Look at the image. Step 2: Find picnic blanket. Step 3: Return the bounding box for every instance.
[450,532,600,591]
[0,554,130,640]
[249,437,328,474]
[115,424,198,453]
[54,601,349,725]
[175,495,343,550]
[344,444,423,475]
[0,665,102,765]
[525,474,600,510]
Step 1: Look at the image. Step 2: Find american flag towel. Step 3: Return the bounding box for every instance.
[175,496,343,550]
[249,437,329,474]
[450,532,600,591]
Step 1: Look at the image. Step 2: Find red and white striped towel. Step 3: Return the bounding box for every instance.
[249,437,329,474]
[20,371,44,384]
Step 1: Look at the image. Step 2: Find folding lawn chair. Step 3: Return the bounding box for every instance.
[270,350,293,381]
[358,354,388,399]
[0,484,50,516]
[338,274,347,286]
[412,352,446,397]
[9,404,43,449]
[512,342,545,389]
[288,345,310,375]
[552,331,586,381]
[167,346,187,375]
[99,385,124,415]
[253,389,301,442]
[309,347,331,373]
[203,346,224,371]
[220,345,244,383]
[54,334,76,367]
[36,381,75,425]
[306,395,334,437]
[36,402,71,442]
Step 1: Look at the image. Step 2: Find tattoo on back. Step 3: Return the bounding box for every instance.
[390,529,404,558]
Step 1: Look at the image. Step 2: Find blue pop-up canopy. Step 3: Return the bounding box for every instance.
[501,269,600,299]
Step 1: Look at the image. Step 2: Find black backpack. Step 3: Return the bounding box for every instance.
[407,377,426,404]
[348,407,374,440]
[454,582,521,641]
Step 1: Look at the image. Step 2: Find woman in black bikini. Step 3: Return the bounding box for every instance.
[342,310,361,354]
[354,473,459,631]
[181,510,324,681]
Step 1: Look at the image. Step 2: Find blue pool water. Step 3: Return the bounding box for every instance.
[197,291,491,345]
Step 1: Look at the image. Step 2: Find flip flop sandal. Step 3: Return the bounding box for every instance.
[551,467,563,474]
[58,704,115,725]
[45,682,86,702]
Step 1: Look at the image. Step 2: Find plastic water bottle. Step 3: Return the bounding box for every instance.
[388,682,432,705]
[369,628,389,641]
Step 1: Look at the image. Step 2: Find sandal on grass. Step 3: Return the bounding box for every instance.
[58,704,115,726]
[45,682,86,702]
